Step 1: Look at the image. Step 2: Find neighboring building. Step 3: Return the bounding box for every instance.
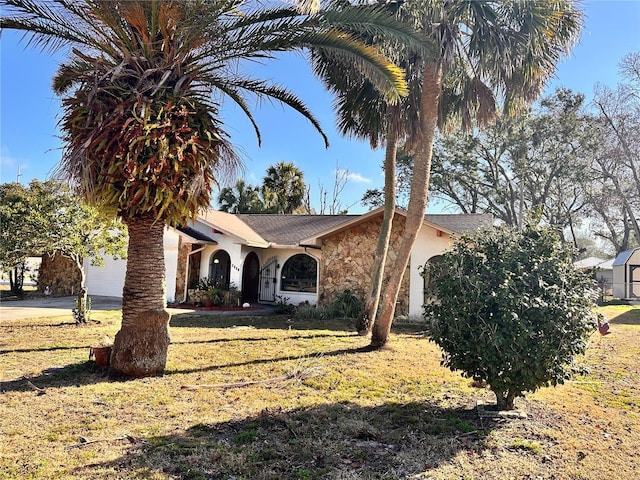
[613,248,640,300]
[79,208,492,317]
[574,256,615,296]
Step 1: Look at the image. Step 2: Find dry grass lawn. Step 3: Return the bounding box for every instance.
[1,305,639,479]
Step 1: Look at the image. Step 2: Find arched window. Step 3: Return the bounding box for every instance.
[281,254,317,293]
[209,250,231,287]
[423,255,445,304]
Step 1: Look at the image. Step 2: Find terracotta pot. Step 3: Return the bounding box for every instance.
[91,346,112,366]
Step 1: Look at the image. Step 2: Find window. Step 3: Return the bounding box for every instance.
[209,250,231,287]
[281,254,317,293]
[423,255,445,304]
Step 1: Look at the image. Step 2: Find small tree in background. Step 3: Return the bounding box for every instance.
[423,224,602,410]
[0,180,127,321]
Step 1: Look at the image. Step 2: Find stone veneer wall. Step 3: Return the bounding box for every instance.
[319,214,410,316]
[39,253,82,296]
[174,238,190,302]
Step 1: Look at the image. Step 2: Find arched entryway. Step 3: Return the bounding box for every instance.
[241,252,260,303]
[209,250,231,287]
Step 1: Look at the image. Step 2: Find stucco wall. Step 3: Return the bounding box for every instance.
[271,247,320,305]
[198,239,244,289]
[408,224,455,317]
[84,227,178,300]
[164,229,180,303]
[319,214,411,316]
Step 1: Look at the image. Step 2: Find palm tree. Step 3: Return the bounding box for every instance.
[262,161,306,214]
[369,1,583,348]
[311,67,412,335]
[218,179,264,213]
[310,0,428,335]
[1,0,421,375]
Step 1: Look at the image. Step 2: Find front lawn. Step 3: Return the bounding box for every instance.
[1,306,638,479]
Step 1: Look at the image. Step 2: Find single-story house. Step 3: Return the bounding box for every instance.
[80,207,492,317]
[612,247,640,299]
[574,256,615,296]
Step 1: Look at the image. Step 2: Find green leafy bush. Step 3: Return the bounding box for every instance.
[423,224,602,410]
[273,295,296,314]
[294,290,363,320]
[332,289,362,319]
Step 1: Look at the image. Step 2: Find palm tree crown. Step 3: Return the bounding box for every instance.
[1,0,418,225]
[364,0,583,347]
[262,161,306,214]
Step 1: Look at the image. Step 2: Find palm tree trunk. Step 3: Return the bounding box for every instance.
[356,128,397,335]
[371,62,443,348]
[111,213,170,376]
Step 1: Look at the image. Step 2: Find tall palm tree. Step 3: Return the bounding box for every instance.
[311,0,428,335]
[262,161,306,214]
[1,0,421,375]
[370,1,583,348]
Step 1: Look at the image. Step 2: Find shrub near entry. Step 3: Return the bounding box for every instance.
[423,224,603,410]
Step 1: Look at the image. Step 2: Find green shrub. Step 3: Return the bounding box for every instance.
[423,224,602,410]
[294,290,363,320]
[273,295,296,314]
[296,301,322,318]
[331,289,362,319]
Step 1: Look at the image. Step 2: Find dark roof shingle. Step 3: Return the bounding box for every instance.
[237,214,357,246]
[425,213,493,234]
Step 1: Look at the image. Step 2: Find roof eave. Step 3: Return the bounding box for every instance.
[174,226,219,245]
[244,241,271,249]
[299,207,459,245]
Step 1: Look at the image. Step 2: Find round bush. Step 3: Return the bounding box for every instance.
[423,224,602,410]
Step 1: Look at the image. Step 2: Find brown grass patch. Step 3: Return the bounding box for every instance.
[1,307,639,479]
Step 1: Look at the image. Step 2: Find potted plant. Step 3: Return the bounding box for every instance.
[90,336,113,366]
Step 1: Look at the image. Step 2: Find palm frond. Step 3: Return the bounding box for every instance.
[2,0,424,223]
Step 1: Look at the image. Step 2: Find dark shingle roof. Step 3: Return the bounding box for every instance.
[236,212,493,246]
[237,214,358,246]
[425,213,493,234]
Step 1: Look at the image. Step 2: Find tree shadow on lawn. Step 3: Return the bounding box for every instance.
[172,331,357,348]
[170,311,426,335]
[170,312,354,331]
[72,400,497,480]
[0,345,375,393]
[0,361,119,393]
[609,309,640,326]
[166,345,376,376]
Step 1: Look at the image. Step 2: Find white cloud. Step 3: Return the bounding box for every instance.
[0,147,17,168]
[336,168,371,184]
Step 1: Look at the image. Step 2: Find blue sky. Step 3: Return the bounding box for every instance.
[1,0,639,214]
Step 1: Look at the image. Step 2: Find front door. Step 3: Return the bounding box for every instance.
[259,256,278,302]
[631,265,640,297]
[241,252,260,303]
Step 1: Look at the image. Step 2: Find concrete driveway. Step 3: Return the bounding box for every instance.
[0,296,272,321]
[0,296,122,321]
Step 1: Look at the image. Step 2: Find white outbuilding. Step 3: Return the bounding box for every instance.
[612,247,640,300]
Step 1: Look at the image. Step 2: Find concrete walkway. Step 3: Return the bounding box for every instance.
[0,295,273,321]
